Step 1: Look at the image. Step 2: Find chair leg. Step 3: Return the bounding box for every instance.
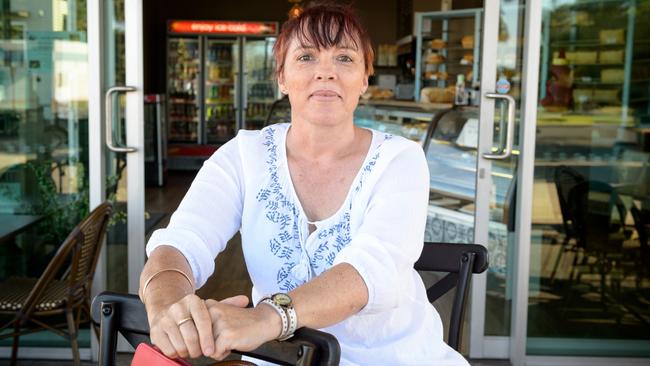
[10,322,20,366]
[65,308,81,366]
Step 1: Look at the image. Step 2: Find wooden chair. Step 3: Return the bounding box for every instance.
[0,202,112,366]
[415,242,489,351]
[91,292,341,366]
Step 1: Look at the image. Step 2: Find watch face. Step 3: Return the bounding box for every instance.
[272,293,292,307]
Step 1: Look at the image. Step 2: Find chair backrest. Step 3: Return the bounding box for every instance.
[554,166,586,236]
[263,95,291,127]
[567,180,626,252]
[91,292,341,366]
[630,206,649,271]
[20,202,112,316]
[415,242,489,351]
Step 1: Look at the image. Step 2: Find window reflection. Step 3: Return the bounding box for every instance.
[530,0,650,357]
[0,0,88,280]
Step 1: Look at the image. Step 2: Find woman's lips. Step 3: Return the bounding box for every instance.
[310,90,340,101]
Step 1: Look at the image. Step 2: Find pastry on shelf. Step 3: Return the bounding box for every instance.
[461,35,474,49]
[429,39,446,50]
[601,69,625,83]
[361,85,394,100]
[599,50,624,64]
[426,53,445,64]
[420,86,455,103]
[599,29,624,45]
[593,89,620,103]
[460,54,474,65]
[424,71,448,80]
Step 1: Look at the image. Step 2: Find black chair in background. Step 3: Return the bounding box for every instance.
[567,180,629,301]
[630,206,649,284]
[263,95,291,127]
[415,242,489,351]
[549,165,586,281]
[91,292,340,366]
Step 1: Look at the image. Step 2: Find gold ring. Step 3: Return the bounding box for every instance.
[177,317,193,327]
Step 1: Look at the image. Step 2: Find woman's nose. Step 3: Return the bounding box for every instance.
[314,60,336,80]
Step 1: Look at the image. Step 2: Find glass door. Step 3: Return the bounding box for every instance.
[88,0,145,357]
[204,38,237,144]
[526,0,650,362]
[416,0,542,363]
[167,36,201,144]
[242,37,277,130]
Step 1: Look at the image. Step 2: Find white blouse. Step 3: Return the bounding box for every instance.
[146,123,469,365]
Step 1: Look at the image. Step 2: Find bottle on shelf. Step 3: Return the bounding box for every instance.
[454,74,468,106]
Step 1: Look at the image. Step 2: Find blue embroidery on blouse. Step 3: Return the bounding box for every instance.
[255,126,391,291]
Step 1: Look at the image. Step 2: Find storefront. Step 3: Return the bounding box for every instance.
[0,1,648,365]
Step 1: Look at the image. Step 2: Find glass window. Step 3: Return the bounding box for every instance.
[529,0,650,357]
[0,0,89,348]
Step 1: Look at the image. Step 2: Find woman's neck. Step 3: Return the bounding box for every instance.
[286,119,361,161]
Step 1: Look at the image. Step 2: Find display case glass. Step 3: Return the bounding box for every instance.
[354,103,515,276]
[167,37,201,143]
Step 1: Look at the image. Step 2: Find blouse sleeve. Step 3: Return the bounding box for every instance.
[332,142,429,314]
[146,136,244,288]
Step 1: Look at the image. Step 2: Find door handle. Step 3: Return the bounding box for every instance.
[483,93,515,160]
[105,86,138,153]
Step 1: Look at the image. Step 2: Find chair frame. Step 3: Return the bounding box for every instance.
[0,202,112,366]
[91,291,340,366]
[415,242,489,351]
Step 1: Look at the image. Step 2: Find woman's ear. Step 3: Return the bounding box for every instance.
[361,76,369,95]
[277,71,287,94]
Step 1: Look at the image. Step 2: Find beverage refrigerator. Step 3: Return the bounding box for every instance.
[166,20,280,169]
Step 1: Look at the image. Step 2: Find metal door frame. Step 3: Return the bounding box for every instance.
[468,1,542,364]
[89,0,146,360]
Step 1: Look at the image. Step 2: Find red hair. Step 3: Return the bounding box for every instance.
[273,2,375,78]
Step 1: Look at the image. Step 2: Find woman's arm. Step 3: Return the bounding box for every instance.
[140,246,215,359]
[290,262,368,328]
[139,135,246,359]
[205,262,367,360]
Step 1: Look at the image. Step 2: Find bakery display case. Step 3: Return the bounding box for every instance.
[414,8,483,103]
[539,0,650,117]
[354,102,514,273]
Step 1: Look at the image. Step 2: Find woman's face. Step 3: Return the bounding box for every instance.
[278,35,368,127]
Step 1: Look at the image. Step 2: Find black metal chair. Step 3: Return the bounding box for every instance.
[549,165,586,281]
[90,292,340,366]
[415,242,489,351]
[567,180,628,301]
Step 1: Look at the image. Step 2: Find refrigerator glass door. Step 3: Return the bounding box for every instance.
[205,38,238,144]
[167,37,201,143]
[243,37,278,130]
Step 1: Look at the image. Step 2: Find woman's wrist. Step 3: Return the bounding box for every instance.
[142,281,194,323]
[255,302,284,340]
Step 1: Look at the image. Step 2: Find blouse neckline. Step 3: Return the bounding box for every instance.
[279,124,378,228]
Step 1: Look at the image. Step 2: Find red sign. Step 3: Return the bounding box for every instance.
[169,21,278,36]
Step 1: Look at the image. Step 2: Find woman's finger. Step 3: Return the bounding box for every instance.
[219,295,249,307]
[178,319,202,358]
[150,327,178,359]
[188,298,215,356]
[162,316,190,358]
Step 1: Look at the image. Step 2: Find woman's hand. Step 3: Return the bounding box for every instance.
[148,293,215,359]
[205,296,283,360]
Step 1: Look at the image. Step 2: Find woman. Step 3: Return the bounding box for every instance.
[140,3,468,365]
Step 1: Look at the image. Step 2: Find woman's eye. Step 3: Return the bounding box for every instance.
[297,54,313,61]
[337,55,353,62]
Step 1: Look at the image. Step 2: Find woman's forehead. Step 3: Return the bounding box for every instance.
[288,33,360,52]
